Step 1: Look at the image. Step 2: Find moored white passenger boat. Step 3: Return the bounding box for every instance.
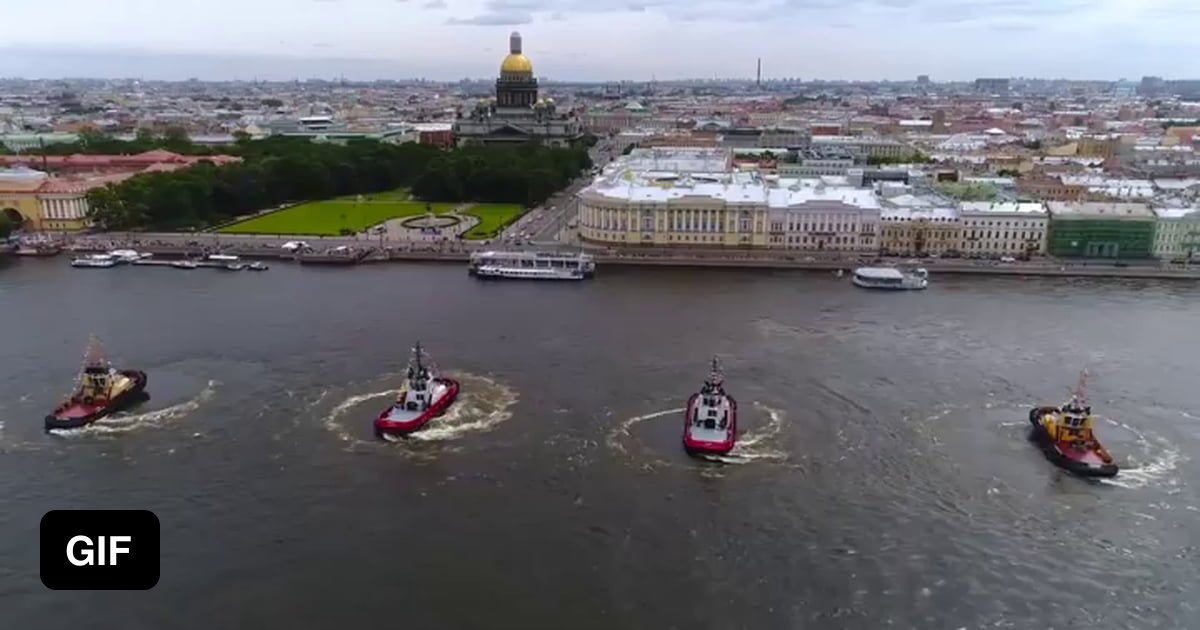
[468,250,594,281]
[108,249,151,263]
[70,254,118,268]
[474,265,585,280]
[852,266,928,290]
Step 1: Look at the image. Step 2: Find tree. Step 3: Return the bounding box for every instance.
[935,181,998,202]
[0,213,12,239]
[85,138,590,231]
[161,126,194,152]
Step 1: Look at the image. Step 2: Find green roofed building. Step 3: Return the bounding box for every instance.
[1045,202,1156,259]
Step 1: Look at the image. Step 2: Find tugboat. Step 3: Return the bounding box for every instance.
[682,356,738,456]
[44,336,148,432]
[374,342,459,438]
[1028,371,1119,478]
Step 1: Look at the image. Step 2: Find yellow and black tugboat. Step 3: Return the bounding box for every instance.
[1028,371,1118,478]
[44,336,148,431]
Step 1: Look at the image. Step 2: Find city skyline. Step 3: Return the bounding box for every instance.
[2,0,1200,82]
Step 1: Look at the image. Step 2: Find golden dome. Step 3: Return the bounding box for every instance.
[501,53,533,74]
[500,31,533,75]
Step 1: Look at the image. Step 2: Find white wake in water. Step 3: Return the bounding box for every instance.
[48,380,218,439]
[608,402,789,466]
[921,401,1186,490]
[698,403,789,465]
[1097,416,1185,490]
[324,372,517,449]
[605,407,684,454]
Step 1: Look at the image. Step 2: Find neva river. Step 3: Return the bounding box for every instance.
[1,258,1198,629]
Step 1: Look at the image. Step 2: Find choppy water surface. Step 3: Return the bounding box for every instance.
[1,260,1198,629]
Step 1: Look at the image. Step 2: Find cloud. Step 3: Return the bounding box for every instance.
[447,10,533,25]
[422,0,446,6]
[457,0,1095,25]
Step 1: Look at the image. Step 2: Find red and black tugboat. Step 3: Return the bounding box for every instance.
[1028,371,1119,478]
[44,336,148,432]
[374,342,459,438]
[682,356,738,456]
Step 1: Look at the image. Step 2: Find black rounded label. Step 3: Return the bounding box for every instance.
[40,510,160,590]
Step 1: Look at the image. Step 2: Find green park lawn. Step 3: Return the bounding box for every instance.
[341,188,412,202]
[218,199,456,236]
[461,203,526,240]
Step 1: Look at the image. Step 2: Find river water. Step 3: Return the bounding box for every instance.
[1,258,1197,629]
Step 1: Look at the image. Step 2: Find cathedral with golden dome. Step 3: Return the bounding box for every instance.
[453,32,583,148]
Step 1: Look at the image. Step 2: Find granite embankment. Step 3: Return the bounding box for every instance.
[67,235,1200,279]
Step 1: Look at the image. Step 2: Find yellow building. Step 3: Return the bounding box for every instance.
[1076,135,1119,159]
[0,166,111,232]
[579,185,772,247]
[879,208,962,256]
[0,167,49,230]
[578,152,884,250]
[36,173,116,231]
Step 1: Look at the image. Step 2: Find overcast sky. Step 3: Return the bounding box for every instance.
[1,0,1198,81]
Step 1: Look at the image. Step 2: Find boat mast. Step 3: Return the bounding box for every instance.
[1071,369,1089,407]
[78,334,112,397]
[82,334,108,369]
[708,355,723,389]
[412,341,425,373]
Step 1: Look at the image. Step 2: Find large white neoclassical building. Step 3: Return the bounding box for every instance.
[577,148,882,251]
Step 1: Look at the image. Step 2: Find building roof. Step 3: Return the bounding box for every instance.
[959,201,1047,215]
[1154,207,1200,219]
[0,151,240,170]
[38,172,137,194]
[585,170,881,210]
[855,267,905,280]
[1046,202,1155,219]
[621,148,730,174]
[880,206,959,221]
[0,166,49,191]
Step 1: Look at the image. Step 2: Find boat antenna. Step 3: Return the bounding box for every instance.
[709,355,723,387]
[1072,369,1089,405]
[413,341,424,371]
[83,334,108,368]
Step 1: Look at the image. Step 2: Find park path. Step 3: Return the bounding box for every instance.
[370,202,480,242]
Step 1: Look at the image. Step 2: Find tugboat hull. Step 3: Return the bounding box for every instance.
[44,370,149,432]
[1027,406,1119,478]
[374,378,459,438]
[682,393,738,456]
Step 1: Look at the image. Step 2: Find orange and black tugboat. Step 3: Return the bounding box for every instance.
[1028,371,1118,478]
[682,356,738,456]
[374,342,459,438]
[44,336,148,432]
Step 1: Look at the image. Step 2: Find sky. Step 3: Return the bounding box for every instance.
[1,0,1199,81]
